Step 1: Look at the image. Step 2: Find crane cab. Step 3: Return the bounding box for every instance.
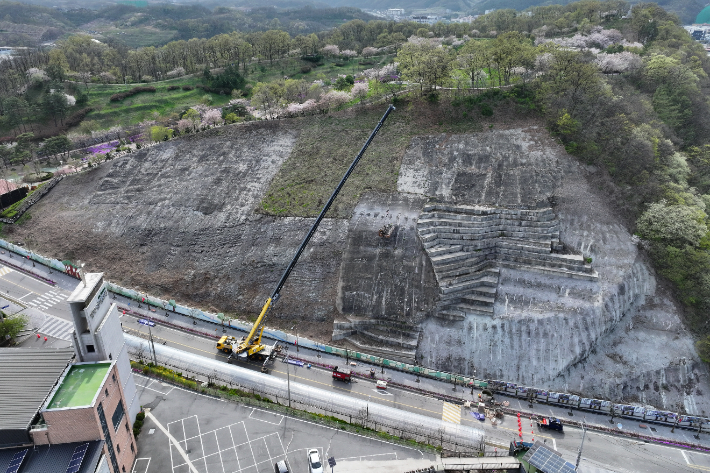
[216,335,237,354]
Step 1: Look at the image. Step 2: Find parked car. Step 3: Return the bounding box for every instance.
[376,380,387,390]
[307,449,323,473]
[274,460,289,473]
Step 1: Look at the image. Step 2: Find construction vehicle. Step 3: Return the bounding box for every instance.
[216,335,238,353]
[228,105,396,372]
[332,366,352,382]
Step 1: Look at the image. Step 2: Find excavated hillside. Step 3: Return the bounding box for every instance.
[9,104,710,415]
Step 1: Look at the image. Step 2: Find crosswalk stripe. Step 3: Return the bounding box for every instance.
[0,266,13,276]
[442,402,461,424]
[39,317,74,341]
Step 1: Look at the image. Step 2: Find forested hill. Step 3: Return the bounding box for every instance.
[317,0,703,24]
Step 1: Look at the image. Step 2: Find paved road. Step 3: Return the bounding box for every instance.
[4,251,710,472]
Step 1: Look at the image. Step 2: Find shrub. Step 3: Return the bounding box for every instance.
[109,86,156,102]
[136,412,145,421]
[302,54,323,63]
[65,107,93,128]
[479,103,493,116]
[167,85,180,91]
[182,85,194,91]
[301,66,312,74]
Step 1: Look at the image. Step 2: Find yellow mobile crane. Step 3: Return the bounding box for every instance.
[220,105,395,372]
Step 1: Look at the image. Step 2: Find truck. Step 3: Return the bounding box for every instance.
[227,105,395,373]
[536,417,564,432]
[332,366,352,382]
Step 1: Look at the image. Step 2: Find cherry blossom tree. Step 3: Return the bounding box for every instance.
[321,45,340,57]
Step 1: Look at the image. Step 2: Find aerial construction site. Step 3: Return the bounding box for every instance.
[8,101,709,419]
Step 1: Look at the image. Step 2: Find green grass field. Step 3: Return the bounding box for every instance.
[47,363,111,409]
[81,76,232,129]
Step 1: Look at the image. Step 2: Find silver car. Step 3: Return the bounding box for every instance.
[307,449,323,473]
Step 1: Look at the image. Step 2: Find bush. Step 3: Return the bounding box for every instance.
[479,103,494,116]
[109,86,157,102]
[302,54,323,63]
[167,85,180,91]
[136,412,145,421]
[65,107,93,128]
[182,85,194,91]
[301,66,312,74]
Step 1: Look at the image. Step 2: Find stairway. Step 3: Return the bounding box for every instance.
[417,203,598,320]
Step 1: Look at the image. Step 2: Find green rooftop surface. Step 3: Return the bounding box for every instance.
[47,363,111,409]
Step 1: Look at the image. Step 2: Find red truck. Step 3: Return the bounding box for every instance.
[332,366,352,382]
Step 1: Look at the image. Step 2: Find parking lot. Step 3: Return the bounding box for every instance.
[132,376,433,473]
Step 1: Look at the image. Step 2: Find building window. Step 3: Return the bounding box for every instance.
[97,403,120,473]
[116,444,120,454]
[86,344,95,353]
[109,353,112,360]
[105,388,109,397]
[112,373,116,382]
[112,402,125,432]
[130,443,134,453]
[125,422,129,433]
[122,466,125,472]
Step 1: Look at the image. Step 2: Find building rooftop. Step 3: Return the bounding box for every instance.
[46,362,111,410]
[0,348,74,446]
[0,440,104,473]
[67,272,103,305]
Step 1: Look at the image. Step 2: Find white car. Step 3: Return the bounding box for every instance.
[307,449,323,473]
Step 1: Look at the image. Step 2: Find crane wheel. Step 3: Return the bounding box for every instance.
[223,348,231,354]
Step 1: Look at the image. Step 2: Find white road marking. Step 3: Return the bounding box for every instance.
[145,411,200,473]
[442,402,461,424]
[131,458,151,473]
[19,292,32,300]
[683,450,690,464]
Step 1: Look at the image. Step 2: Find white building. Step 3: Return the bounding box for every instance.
[69,272,140,424]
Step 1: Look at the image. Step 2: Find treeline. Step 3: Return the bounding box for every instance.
[0,0,635,96]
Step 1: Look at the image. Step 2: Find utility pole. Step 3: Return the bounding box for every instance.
[287,363,291,408]
[575,419,587,471]
[148,325,157,366]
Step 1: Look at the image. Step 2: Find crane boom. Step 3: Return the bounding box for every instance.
[235,104,396,356]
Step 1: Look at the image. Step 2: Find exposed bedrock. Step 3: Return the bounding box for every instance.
[404,128,710,413]
[333,193,438,362]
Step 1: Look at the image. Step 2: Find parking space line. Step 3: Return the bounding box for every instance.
[131,458,150,473]
[228,425,241,472]
[195,416,208,473]
[145,411,199,473]
[243,420,258,473]
[19,292,32,300]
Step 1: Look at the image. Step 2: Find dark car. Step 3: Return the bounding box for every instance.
[537,417,564,432]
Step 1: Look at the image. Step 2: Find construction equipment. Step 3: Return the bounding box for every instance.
[216,335,238,353]
[230,105,396,372]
